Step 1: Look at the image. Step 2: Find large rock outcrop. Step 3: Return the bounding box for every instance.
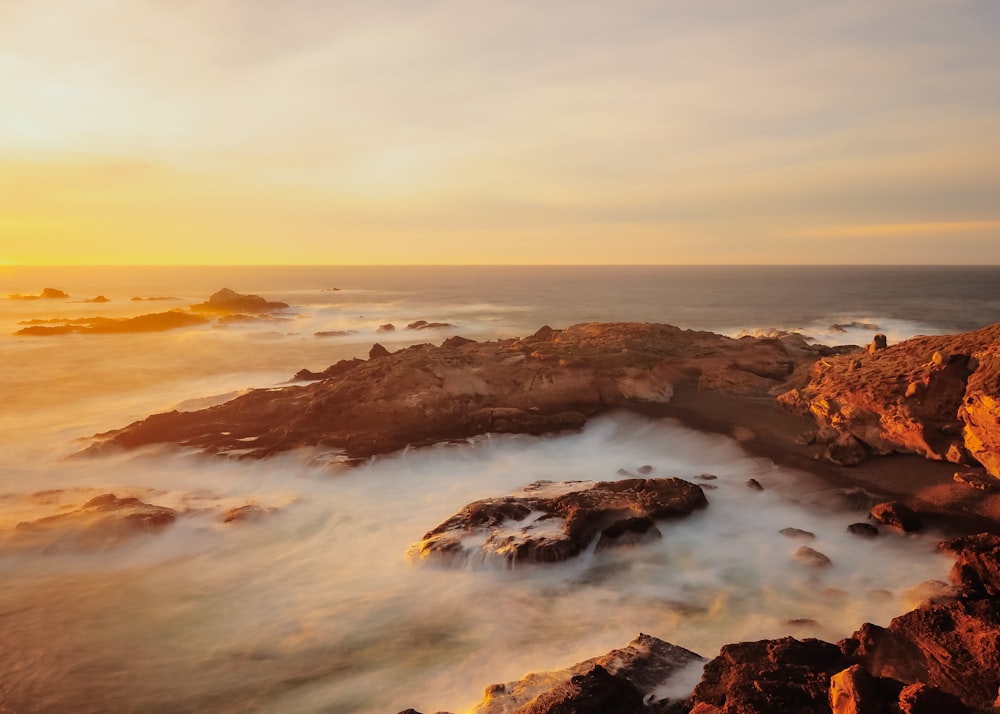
[778,323,1000,477]
[409,478,707,567]
[83,322,826,459]
[474,633,704,713]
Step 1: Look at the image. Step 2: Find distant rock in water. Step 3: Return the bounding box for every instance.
[7,493,176,554]
[131,296,180,301]
[8,287,69,300]
[829,321,880,333]
[407,320,455,330]
[16,310,210,336]
[314,330,357,338]
[83,295,110,303]
[190,288,289,314]
[409,477,707,567]
[376,323,396,332]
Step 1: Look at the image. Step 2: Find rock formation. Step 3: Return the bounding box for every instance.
[474,633,704,713]
[778,322,1000,477]
[409,478,707,567]
[7,493,176,553]
[190,287,289,314]
[83,322,828,459]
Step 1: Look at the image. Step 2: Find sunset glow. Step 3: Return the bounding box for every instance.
[3,1,999,264]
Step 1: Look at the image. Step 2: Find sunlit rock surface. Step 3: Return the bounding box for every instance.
[471,633,704,713]
[84,322,826,459]
[409,478,707,567]
[779,322,1000,477]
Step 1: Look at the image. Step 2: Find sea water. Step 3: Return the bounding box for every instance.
[1,265,998,713]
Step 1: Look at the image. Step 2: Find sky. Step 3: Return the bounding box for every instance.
[2,0,1000,265]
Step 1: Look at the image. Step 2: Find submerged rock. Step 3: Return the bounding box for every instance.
[8,493,176,553]
[409,478,707,567]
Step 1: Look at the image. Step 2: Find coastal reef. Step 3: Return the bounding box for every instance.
[83,322,832,458]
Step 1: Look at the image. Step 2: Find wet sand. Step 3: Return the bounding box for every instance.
[631,384,1000,536]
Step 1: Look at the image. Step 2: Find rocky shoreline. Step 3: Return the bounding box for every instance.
[76,320,1000,713]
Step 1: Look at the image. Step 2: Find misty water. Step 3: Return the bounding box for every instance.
[2,265,999,713]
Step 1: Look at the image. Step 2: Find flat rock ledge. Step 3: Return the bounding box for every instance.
[409,478,707,567]
[81,322,827,460]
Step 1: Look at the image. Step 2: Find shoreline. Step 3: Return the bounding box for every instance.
[631,384,1000,536]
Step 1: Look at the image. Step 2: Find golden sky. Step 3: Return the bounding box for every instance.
[2,0,999,265]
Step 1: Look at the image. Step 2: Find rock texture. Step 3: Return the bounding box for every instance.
[778,322,1000,477]
[84,322,827,459]
[474,633,704,713]
[409,478,707,567]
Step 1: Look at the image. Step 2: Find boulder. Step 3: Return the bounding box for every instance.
[689,637,853,714]
[940,533,1000,597]
[410,478,707,567]
[847,523,879,537]
[377,323,396,332]
[474,633,704,713]
[828,664,901,714]
[869,501,922,532]
[368,343,391,360]
[793,546,833,568]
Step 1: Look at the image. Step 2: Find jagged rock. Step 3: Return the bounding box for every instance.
[940,533,1000,596]
[828,664,902,714]
[844,598,1000,711]
[897,683,969,714]
[190,288,289,314]
[369,343,391,360]
[952,469,998,492]
[778,323,1000,477]
[869,501,922,532]
[689,637,853,714]
[474,633,704,713]
[8,493,175,553]
[848,523,879,537]
[410,478,706,567]
[85,322,825,460]
[824,432,868,467]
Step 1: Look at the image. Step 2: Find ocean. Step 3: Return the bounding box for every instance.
[1,265,998,713]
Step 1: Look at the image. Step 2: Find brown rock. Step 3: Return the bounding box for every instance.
[847,523,879,537]
[869,501,922,532]
[368,343,391,360]
[845,599,1000,711]
[829,664,901,714]
[896,682,969,714]
[475,633,704,713]
[780,527,816,539]
[868,334,888,354]
[410,478,706,567]
[689,637,853,714]
[824,432,868,467]
[594,516,662,550]
[794,546,833,568]
[778,322,1000,477]
[377,323,396,332]
[221,504,268,524]
[84,322,825,460]
[941,533,1000,596]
